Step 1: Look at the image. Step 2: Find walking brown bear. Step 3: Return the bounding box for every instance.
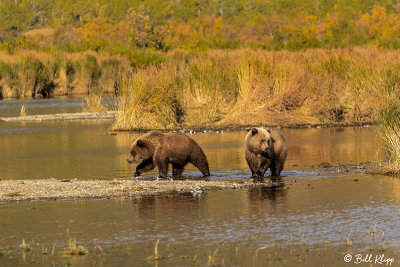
[245,127,288,179]
[127,130,210,179]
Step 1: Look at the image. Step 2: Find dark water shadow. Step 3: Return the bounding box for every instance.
[248,183,287,203]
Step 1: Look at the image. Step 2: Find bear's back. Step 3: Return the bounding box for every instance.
[270,129,288,159]
[162,132,197,149]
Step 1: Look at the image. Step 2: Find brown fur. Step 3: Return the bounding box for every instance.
[245,127,288,179]
[127,131,210,179]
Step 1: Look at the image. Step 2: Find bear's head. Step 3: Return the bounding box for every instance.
[246,127,273,156]
[127,138,154,164]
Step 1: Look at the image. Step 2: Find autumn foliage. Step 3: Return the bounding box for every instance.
[1,1,400,51]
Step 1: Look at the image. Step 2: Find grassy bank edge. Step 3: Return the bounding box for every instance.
[110,122,376,132]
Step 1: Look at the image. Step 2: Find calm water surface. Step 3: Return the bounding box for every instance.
[0,121,381,180]
[1,98,397,266]
[0,175,400,266]
[0,96,115,118]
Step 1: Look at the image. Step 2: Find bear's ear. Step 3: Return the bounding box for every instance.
[136,139,146,148]
[251,128,258,135]
[267,128,272,133]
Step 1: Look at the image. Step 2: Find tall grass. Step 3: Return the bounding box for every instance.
[111,65,178,130]
[83,94,108,113]
[3,47,400,131]
[0,50,131,98]
[376,91,400,174]
[112,47,400,130]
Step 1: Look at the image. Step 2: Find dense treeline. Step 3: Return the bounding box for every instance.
[1,0,400,51]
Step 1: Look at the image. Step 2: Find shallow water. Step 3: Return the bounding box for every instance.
[1,174,399,266]
[0,121,381,180]
[0,96,116,118]
[0,99,395,266]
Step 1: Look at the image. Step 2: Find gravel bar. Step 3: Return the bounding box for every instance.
[0,111,118,122]
[0,178,280,202]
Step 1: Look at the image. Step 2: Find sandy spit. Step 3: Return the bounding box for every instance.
[0,178,279,202]
[0,111,118,122]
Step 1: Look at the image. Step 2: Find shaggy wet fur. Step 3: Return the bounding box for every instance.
[127,131,210,179]
[245,127,288,179]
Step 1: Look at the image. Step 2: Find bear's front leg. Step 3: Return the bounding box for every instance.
[172,163,184,178]
[253,159,270,180]
[246,156,259,178]
[134,159,155,177]
[154,153,169,179]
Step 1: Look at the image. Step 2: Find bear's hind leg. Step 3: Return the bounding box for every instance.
[190,152,210,177]
[270,160,284,177]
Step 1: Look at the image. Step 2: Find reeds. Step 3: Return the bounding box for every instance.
[111,65,178,130]
[377,92,400,175]
[112,47,400,130]
[4,47,400,131]
[63,238,88,256]
[83,94,108,112]
[0,50,131,98]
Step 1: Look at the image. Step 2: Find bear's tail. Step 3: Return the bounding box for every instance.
[191,148,210,177]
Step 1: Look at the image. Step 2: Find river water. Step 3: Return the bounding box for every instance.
[1,98,399,266]
[0,121,380,180]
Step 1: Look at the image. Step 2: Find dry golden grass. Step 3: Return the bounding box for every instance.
[19,105,27,116]
[3,47,400,130]
[0,49,131,98]
[376,92,400,175]
[83,94,108,112]
[113,47,400,130]
[379,128,400,175]
[111,66,178,131]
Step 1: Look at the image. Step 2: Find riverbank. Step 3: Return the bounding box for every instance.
[0,110,374,129]
[0,178,276,202]
[109,48,400,131]
[1,48,398,129]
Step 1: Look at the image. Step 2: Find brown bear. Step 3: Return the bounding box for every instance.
[127,130,210,179]
[245,127,288,179]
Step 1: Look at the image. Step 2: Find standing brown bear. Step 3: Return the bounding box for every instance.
[127,130,210,179]
[245,127,288,179]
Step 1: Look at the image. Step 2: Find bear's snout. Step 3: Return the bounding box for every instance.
[260,145,270,153]
[261,147,272,157]
[127,156,135,164]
